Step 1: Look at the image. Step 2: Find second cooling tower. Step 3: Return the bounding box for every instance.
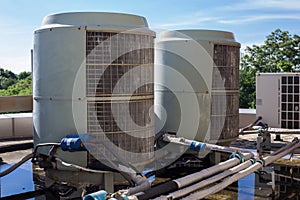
[155,30,240,144]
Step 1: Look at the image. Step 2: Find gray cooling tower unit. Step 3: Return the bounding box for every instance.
[155,30,240,144]
[33,12,155,186]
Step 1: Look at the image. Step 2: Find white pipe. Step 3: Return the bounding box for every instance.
[182,139,300,200]
[183,163,262,200]
[160,134,253,188]
[159,140,298,200]
[271,169,275,196]
[174,153,253,188]
[163,134,252,154]
[131,152,253,200]
[240,128,300,135]
[160,160,253,200]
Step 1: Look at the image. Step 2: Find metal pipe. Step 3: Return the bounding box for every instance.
[270,139,297,156]
[182,138,300,200]
[0,153,34,177]
[239,116,262,133]
[55,157,110,174]
[271,168,275,197]
[122,175,151,196]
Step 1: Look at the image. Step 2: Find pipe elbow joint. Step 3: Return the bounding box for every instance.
[127,175,151,196]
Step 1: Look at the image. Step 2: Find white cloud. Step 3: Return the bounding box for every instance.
[224,0,300,11]
[0,56,31,73]
[152,11,221,29]
[218,14,300,24]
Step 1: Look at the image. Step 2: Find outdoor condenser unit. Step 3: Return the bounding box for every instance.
[33,12,155,186]
[256,73,300,129]
[155,30,240,144]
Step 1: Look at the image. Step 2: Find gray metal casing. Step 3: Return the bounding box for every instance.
[33,12,155,175]
[155,30,240,143]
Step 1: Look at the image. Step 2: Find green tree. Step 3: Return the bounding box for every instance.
[0,74,32,96]
[0,68,32,96]
[18,71,31,80]
[0,68,18,89]
[240,29,300,108]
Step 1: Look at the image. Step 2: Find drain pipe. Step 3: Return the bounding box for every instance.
[182,138,300,200]
[132,152,253,200]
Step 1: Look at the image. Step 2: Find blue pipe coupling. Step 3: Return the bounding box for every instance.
[83,190,130,200]
[190,141,206,152]
[60,137,86,152]
[84,190,108,200]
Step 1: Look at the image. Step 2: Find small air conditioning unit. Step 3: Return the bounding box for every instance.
[256,73,300,129]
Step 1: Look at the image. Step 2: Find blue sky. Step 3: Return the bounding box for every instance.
[0,0,299,73]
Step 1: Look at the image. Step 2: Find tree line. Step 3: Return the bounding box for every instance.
[0,68,32,96]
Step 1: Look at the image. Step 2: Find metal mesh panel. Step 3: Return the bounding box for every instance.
[210,115,239,140]
[211,92,239,140]
[87,100,153,133]
[86,32,154,96]
[211,45,240,141]
[281,76,300,129]
[86,31,154,168]
[213,45,240,90]
[211,92,239,115]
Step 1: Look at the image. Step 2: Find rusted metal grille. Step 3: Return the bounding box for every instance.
[212,45,240,141]
[211,92,239,140]
[87,100,153,133]
[86,32,154,96]
[86,31,154,169]
[86,64,153,96]
[213,45,240,90]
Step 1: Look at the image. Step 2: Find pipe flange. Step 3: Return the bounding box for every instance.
[249,158,256,165]
[229,152,244,163]
[256,158,265,167]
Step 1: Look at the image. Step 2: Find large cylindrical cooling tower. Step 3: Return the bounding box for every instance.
[33,12,155,180]
[155,30,240,144]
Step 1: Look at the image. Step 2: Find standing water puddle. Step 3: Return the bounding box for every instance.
[0,161,34,199]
